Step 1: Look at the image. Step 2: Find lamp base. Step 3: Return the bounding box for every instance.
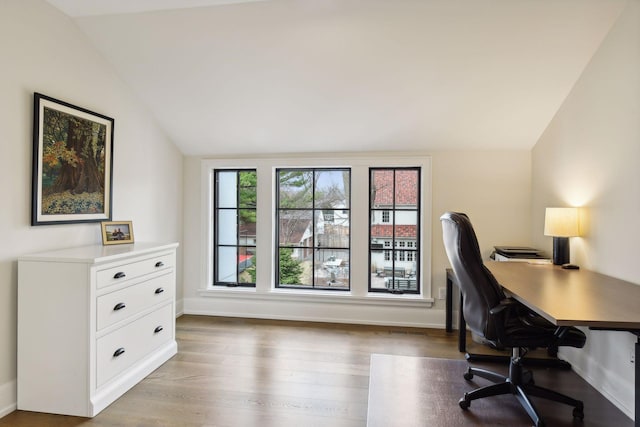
[552,237,570,265]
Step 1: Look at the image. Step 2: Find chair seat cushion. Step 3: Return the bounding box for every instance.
[503,314,586,349]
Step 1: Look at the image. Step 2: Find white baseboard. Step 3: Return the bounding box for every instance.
[0,379,16,419]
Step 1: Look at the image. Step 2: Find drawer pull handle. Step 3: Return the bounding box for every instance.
[114,272,126,279]
[113,348,125,358]
[154,326,164,333]
[113,302,126,311]
[155,261,165,268]
[155,287,164,294]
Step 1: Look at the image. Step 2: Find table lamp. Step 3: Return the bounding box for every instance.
[544,207,580,267]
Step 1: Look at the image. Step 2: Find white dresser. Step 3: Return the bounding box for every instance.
[17,242,179,417]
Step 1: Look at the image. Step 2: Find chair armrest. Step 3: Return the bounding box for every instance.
[489,298,519,315]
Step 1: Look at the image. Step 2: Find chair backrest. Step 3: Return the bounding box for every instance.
[440,212,506,341]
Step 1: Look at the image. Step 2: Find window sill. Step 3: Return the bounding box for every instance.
[198,287,434,308]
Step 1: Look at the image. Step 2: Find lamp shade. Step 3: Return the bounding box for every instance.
[544,207,580,237]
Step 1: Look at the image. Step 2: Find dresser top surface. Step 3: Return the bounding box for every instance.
[19,242,179,264]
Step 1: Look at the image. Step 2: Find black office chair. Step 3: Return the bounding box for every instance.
[440,212,587,427]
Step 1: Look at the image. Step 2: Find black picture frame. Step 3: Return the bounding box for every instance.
[31,93,114,225]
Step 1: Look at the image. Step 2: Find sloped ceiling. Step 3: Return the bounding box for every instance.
[46,0,626,156]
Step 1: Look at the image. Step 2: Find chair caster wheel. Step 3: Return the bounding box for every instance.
[463,369,474,381]
[459,396,470,410]
[573,406,584,420]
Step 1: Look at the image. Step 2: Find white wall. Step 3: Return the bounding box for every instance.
[0,0,183,417]
[182,150,531,323]
[531,0,640,418]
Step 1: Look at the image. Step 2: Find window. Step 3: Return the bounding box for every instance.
[213,170,257,287]
[203,155,431,307]
[276,168,350,290]
[369,168,420,293]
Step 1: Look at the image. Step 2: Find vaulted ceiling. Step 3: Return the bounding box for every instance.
[46,0,626,156]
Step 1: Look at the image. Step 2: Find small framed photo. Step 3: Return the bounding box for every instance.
[101,221,134,245]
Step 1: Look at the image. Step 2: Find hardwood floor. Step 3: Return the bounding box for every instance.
[0,315,629,426]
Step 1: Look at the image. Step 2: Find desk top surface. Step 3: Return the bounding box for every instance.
[485,261,640,330]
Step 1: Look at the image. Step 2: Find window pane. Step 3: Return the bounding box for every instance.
[278,247,309,286]
[385,275,418,292]
[217,209,237,245]
[217,171,237,208]
[279,209,313,246]
[239,210,256,244]
[316,249,349,289]
[370,169,394,209]
[216,246,237,283]
[238,170,257,209]
[279,170,313,208]
[315,210,349,248]
[394,211,418,241]
[315,170,349,209]
[395,169,418,209]
[238,246,256,284]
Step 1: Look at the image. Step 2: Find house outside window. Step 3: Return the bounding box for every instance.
[369,167,420,293]
[276,168,350,290]
[213,169,257,287]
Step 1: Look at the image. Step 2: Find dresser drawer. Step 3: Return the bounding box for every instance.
[97,273,174,331]
[96,253,173,289]
[96,303,173,388]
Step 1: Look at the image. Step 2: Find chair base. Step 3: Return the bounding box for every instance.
[460,350,584,427]
[465,352,572,370]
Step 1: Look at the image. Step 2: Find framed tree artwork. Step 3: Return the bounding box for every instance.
[31,93,114,225]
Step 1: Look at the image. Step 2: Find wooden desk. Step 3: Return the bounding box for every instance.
[485,261,640,425]
[486,261,640,329]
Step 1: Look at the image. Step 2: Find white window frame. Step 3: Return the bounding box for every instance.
[199,155,433,309]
